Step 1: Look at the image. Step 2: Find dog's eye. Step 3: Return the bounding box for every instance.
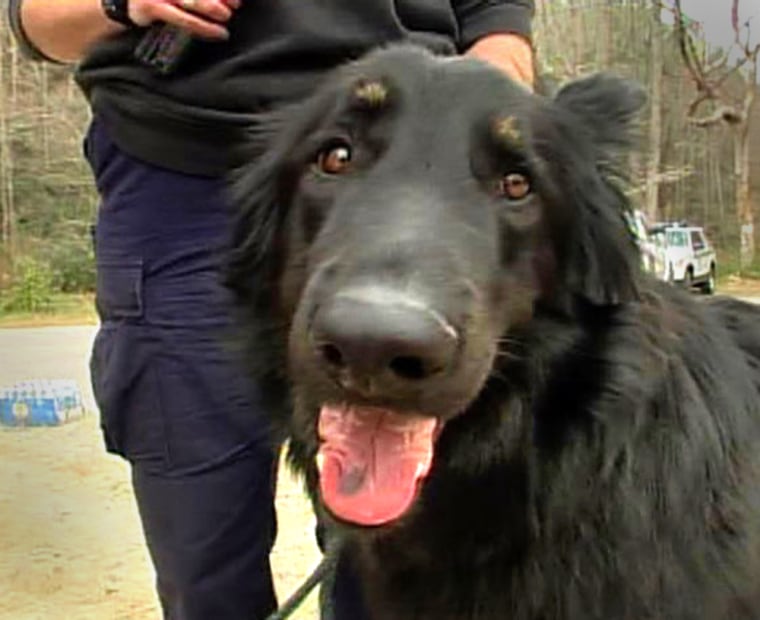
[499,173,531,201]
[316,143,353,175]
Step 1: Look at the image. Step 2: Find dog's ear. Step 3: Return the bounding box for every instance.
[546,74,646,307]
[225,111,292,307]
[224,92,342,440]
[224,56,370,304]
[225,83,340,305]
[555,73,646,154]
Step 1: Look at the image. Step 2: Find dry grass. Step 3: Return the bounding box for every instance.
[2,278,759,330]
[0,294,97,328]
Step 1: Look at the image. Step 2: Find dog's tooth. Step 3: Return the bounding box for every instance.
[316,452,325,472]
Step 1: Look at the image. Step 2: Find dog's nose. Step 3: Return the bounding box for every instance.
[310,290,458,387]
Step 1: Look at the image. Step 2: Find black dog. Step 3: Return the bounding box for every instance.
[228,47,760,619]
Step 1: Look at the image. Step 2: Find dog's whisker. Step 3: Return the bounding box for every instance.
[494,350,523,362]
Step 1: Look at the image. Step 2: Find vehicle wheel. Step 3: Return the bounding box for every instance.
[683,268,693,291]
[701,265,716,295]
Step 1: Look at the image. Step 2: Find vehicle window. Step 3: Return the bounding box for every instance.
[666,230,688,247]
[651,232,666,248]
[691,231,705,251]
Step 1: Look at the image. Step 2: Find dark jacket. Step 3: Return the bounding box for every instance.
[9,0,533,175]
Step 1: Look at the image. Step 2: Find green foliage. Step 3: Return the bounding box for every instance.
[0,223,95,317]
[39,224,97,293]
[1,1,758,317]
[716,248,760,281]
[1,256,56,313]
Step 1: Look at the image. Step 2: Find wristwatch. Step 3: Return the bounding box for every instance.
[102,0,137,27]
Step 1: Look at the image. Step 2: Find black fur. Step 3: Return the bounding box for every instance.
[227,46,760,619]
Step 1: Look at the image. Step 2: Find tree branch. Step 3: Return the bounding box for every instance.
[670,0,757,126]
[688,106,745,128]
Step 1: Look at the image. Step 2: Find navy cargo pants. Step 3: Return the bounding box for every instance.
[85,118,367,619]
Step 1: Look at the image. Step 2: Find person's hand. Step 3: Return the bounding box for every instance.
[128,0,241,40]
[467,34,535,90]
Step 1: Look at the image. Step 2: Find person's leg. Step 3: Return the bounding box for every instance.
[92,322,280,620]
[87,117,279,619]
[133,442,278,619]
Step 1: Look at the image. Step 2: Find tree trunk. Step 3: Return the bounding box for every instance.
[40,64,51,166]
[735,121,754,268]
[644,0,663,222]
[713,133,727,248]
[0,19,15,255]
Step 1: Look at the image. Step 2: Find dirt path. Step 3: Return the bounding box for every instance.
[2,283,759,619]
[0,324,321,619]
[0,413,320,620]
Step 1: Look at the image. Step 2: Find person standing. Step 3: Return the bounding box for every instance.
[8,0,534,618]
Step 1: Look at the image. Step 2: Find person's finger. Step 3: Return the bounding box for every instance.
[174,0,233,24]
[129,0,236,38]
[151,2,230,39]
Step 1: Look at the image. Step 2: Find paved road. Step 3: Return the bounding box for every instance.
[0,325,98,412]
[1,295,758,408]
[0,327,322,620]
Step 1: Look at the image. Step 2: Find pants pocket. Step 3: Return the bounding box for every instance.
[91,259,168,466]
[91,323,169,466]
[95,259,143,322]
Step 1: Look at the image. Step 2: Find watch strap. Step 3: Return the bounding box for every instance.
[102,0,137,27]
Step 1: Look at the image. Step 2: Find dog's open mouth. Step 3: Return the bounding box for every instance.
[317,404,441,526]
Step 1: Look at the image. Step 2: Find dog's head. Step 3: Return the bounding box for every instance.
[228,46,645,528]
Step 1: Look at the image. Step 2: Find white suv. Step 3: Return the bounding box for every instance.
[648,224,717,294]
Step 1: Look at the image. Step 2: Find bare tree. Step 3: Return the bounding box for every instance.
[671,0,759,267]
[644,0,664,221]
[0,11,17,256]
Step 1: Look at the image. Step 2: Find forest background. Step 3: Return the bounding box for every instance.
[0,0,758,315]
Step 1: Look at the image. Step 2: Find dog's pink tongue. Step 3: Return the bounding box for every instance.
[317,405,437,526]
